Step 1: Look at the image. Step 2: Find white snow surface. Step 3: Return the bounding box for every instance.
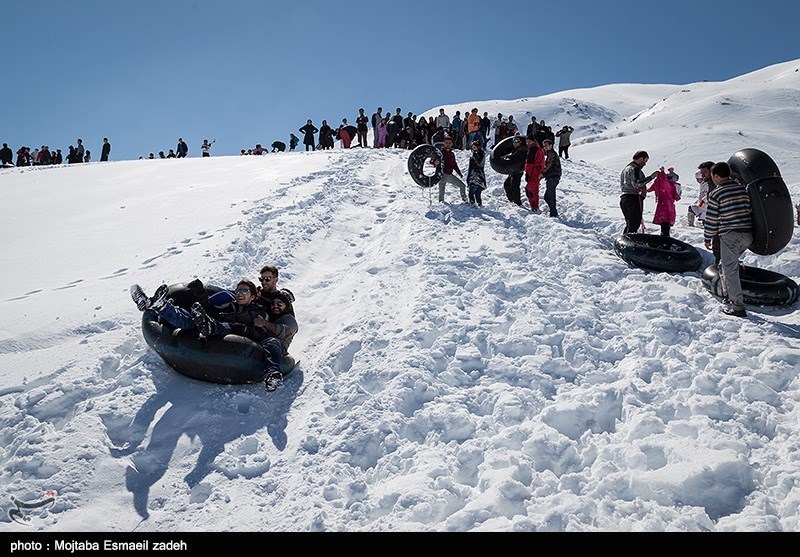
[1,59,800,533]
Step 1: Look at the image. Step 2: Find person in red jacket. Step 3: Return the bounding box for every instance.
[432,136,467,203]
[524,135,545,212]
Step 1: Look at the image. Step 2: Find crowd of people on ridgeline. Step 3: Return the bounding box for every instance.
[1,137,112,167]
[290,107,573,158]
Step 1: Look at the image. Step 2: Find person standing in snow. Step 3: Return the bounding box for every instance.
[289,133,299,151]
[318,120,334,150]
[176,138,189,158]
[0,143,12,166]
[541,139,561,217]
[524,135,546,212]
[555,125,574,159]
[371,107,383,147]
[299,120,318,151]
[619,150,659,234]
[647,167,681,236]
[687,170,708,227]
[376,117,388,148]
[502,135,527,206]
[356,108,369,148]
[337,118,352,149]
[450,111,462,149]
[703,162,753,318]
[75,139,85,163]
[491,113,505,148]
[201,139,215,157]
[431,136,467,204]
[467,140,487,207]
[101,138,111,162]
[435,108,451,134]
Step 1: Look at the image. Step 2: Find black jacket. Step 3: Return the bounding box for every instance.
[300,124,318,145]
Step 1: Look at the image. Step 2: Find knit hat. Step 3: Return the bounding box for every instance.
[269,290,295,316]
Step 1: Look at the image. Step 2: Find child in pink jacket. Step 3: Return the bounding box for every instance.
[648,167,681,236]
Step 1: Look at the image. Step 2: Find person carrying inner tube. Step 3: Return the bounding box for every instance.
[502,135,527,206]
[431,135,467,204]
[191,290,298,392]
[619,150,659,234]
[703,161,753,318]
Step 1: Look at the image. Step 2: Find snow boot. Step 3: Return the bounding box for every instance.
[149,284,169,311]
[190,302,215,337]
[130,284,150,311]
[264,369,284,392]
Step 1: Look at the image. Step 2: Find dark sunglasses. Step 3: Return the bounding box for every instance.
[235,288,252,295]
[259,276,274,282]
[270,300,286,306]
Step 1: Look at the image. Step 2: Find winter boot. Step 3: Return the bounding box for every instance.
[130,284,150,311]
[264,369,284,392]
[190,302,215,337]
[149,284,170,311]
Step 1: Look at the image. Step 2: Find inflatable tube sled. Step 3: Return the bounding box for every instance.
[727,148,793,255]
[407,144,443,188]
[489,136,525,175]
[701,264,800,307]
[614,233,703,273]
[141,283,297,385]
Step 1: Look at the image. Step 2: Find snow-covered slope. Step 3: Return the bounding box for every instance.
[1,59,799,533]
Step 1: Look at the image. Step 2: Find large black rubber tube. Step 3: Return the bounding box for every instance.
[727,148,793,255]
[141,283,296,385]
[489,136,525,175]
[701,264,800,307]
[614,233,703,273]
[407,144,443,188]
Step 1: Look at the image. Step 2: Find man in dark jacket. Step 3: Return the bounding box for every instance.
[300,120,318,151]
[356,108,369,148]
[101,138,111,162]
[371,107,383,147]
[502,135,527,206]
[0,143,13,166]
[541,139,561,217]
[176,138,188,158]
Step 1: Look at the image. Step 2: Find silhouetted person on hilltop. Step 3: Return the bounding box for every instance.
[101,138,111,161]
[356,108,369,148]
[76,139,85,163]
[176,138,188,158]
[299,120,317,151]
[1,143,13,166]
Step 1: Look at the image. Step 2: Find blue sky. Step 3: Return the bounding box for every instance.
[3,0,798,161]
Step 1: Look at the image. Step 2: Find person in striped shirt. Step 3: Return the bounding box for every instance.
[703,162,753,317]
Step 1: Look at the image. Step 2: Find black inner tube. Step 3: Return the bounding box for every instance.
[407,144,443,188]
